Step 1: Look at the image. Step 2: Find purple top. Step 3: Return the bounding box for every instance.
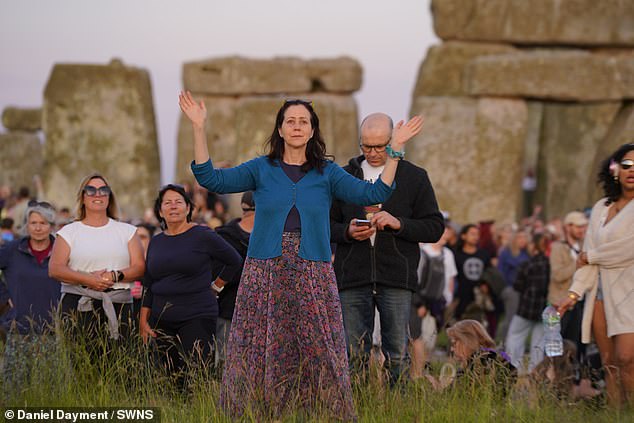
[280,162,305,233]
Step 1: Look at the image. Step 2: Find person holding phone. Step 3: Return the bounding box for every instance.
[330,112,444,386]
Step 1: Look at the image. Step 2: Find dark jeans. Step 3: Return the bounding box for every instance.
[339,285,411,385]
[151,316,216,377]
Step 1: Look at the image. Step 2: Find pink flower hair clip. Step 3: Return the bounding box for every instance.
[609,159,619,179]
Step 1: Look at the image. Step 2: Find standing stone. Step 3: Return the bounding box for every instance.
[413,41,517,97]
[2,107,42,132]
[306,58,362,93]
[409,97,528,223]
[536,102,621,218]
[588,103,634,202]
[42,59,160,218]
[0,131,43,191]
[431,0,634,46]
[183,56,312,95]
[465,50,634,101]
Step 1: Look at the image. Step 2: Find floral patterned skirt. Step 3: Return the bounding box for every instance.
[220,232,356,420]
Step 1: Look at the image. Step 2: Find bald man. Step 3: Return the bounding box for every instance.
[330,113,444,386]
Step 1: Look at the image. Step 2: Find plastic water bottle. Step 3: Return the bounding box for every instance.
[542,304,563,357]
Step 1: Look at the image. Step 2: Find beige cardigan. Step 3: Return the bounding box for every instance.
[569,198,634,343]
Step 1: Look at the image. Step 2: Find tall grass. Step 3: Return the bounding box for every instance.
[1,318,632,423]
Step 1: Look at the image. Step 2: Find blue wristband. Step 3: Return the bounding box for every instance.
[386,144,405,160]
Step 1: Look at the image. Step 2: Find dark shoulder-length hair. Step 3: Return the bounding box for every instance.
[598,143,634,205]
[153,184,194,230]
[265,99,333,173]
[75,173,119,221]
[456,223,478,251]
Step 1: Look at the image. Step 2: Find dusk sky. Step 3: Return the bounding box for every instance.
[1,0,437,183]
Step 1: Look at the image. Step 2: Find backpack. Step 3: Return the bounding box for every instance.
[418,248,446,301]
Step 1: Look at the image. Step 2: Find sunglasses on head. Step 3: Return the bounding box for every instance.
[621,159,634,170]
[27,200,55,209]
[83,185,111,197]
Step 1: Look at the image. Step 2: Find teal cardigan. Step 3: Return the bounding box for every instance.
[191,157,394,261]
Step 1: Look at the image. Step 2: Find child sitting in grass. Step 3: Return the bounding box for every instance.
[426,319,517,395]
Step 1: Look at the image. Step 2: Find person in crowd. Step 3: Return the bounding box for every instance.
[409,297,437,379]
[497,230,530,341]
[131,223,156,322]
[0,201,61,392]
[530,339,599,401]
[181,90,422,419]
[212,191,255,368]
[8,187,31,234]
[139,184,242,381]
[558,144,634,406]
[330,112,444,387]
[505,233,550,373]
[49,173,145,341]
[477,220,498,266]
[417,226,458,329]
[1,218,15,245]
[453,224,491,320]
[0,185,12,219]
[0,201,60,334]
[549,211,596,394]
[426,319,516,395]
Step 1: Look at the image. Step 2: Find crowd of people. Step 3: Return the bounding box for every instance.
[1,94,633,418]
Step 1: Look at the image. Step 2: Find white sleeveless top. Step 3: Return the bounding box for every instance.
[56,219,137,291]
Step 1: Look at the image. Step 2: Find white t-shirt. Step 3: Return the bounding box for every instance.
[56,219,137,290]
[361,160,385,246]
[420,244,458,304]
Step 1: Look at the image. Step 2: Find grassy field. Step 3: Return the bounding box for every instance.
[1,327,632,423]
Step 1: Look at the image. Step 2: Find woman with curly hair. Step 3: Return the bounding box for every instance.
[558,143,634,406]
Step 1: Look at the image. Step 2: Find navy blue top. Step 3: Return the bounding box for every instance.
[0,236,60,334]
[191,157,394,261]
[142,225,242,323]
[280,162,305,232]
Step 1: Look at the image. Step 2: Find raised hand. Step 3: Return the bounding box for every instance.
[179,91,207,128]
[391,115,424,149]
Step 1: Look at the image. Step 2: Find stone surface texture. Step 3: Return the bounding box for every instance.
[431,0,634,46]
[408,96,528,224]
[42,59,160,218]
[465,50,634,101]
[2,107,42,132]
[535,102,621,218]
[0,131,43,192]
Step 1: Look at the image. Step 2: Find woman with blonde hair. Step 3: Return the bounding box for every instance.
[427,319,516,393]
[49,173,145,341]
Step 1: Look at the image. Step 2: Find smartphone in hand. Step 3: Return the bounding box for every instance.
[356,219,371,227]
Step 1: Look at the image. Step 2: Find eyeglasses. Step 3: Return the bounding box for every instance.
[83,185,111,197]
[621,159,634,170]
[359,141,390,154]
[27,200,55,209]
